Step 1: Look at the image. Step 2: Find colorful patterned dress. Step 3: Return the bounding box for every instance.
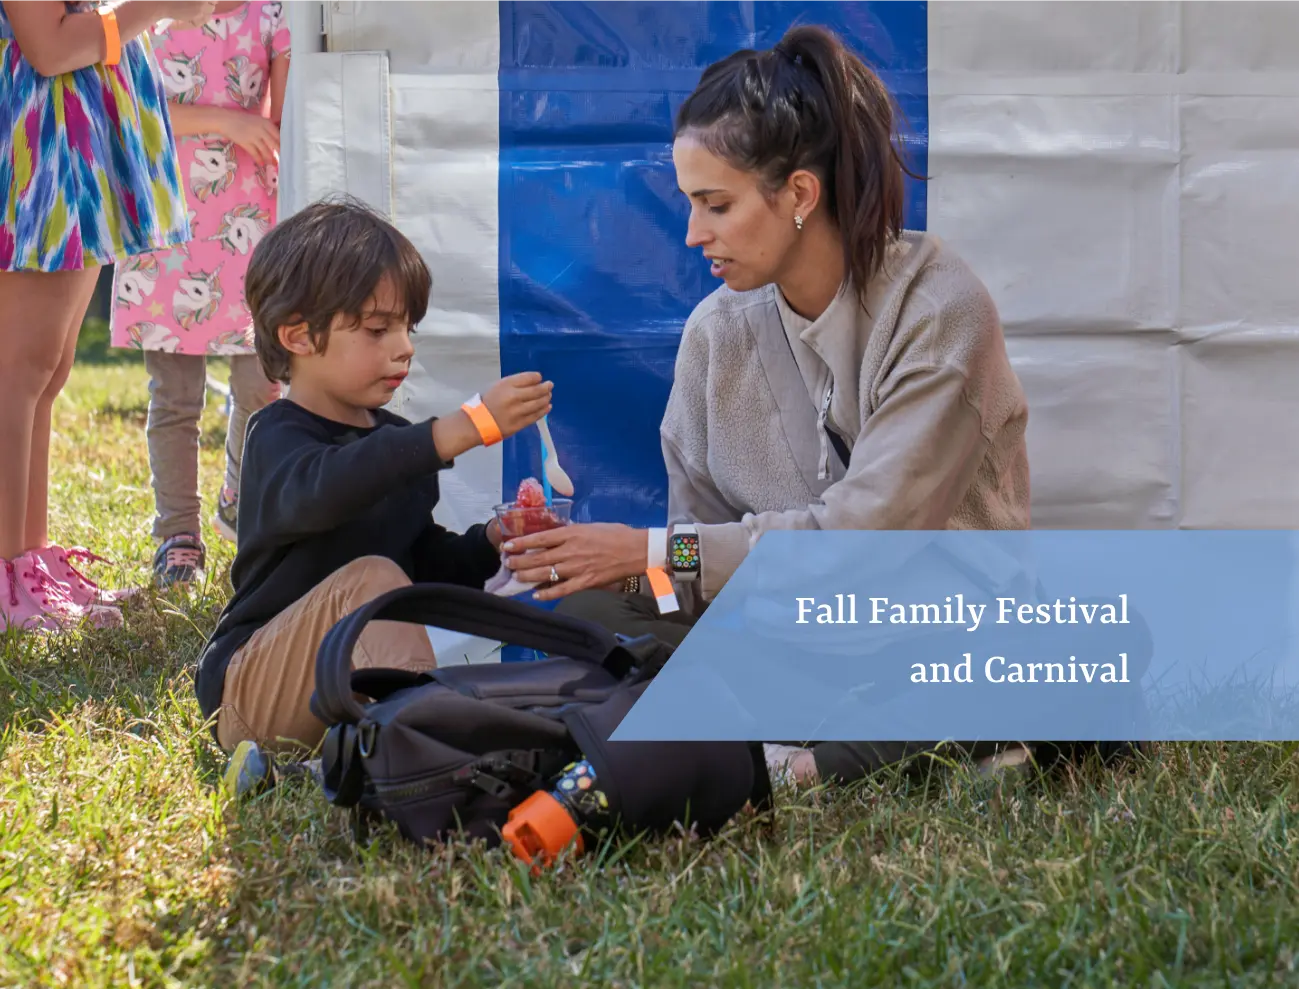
[110,2,289,356]
[0,1,190,272]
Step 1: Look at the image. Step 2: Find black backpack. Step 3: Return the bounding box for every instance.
[309,583,772,865]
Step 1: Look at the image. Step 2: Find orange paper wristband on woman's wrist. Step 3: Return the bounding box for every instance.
[460,394,503,446]
[98,8,122,66]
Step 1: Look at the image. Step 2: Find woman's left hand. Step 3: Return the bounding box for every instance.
[502,523,647,602]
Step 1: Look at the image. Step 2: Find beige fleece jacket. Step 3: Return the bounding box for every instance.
[659,231,1032,606]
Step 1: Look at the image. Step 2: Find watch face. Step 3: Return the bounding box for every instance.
[671,533,700,572]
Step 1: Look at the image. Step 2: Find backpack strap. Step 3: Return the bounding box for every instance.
[314,582,623,725]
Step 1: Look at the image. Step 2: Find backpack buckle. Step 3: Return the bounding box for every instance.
[357,722,378,758]
[451,751,545,801]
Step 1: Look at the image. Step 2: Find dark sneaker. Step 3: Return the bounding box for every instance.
[152,532,206,587]
[213,485,238,543]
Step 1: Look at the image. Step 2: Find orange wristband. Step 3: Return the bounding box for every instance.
[460,393,503,446]
[646,567,679,615]
[99,8,122,67]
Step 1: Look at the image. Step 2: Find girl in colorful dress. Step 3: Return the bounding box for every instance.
[110,1,288,587]
[0,0,217,633]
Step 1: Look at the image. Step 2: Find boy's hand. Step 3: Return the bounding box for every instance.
[430,372,553,463]
[482,372,553,439]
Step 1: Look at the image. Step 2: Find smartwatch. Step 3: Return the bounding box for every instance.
[668,524,700,582]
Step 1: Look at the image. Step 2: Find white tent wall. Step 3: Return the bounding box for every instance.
[278,0,1299,539]
[280,0,504,544]
[928,1,1299,530]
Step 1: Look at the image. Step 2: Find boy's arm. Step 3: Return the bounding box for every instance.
[243,374,548,543]
[241,413,468,543]
[411,520,503,588]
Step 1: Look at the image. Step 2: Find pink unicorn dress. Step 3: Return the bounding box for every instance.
[110,1,289,356]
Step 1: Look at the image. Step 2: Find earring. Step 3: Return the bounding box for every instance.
[794,214,804,231]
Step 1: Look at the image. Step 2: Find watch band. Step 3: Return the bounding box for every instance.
[647,527,667,570]
[669,523,700,582]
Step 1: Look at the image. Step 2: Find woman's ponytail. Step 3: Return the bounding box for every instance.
[775,26,913,298]
[675,24,923,305]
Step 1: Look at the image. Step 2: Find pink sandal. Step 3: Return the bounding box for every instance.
[1,558,52,633]
[2,553,123,632]
[35,545,143,608]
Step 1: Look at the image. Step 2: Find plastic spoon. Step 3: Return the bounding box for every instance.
[536,416,575,498]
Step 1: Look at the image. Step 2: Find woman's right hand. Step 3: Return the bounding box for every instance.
[220,111,280,167]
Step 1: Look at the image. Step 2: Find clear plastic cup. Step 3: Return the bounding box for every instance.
[493,497,573,540]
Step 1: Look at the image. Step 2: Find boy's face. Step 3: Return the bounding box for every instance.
[282,276,416,413]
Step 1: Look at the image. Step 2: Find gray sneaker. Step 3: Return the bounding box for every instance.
[213,485,238,543]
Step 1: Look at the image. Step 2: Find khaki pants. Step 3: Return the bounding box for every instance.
[215,556,437,754]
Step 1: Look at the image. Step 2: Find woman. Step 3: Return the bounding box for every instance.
[0,0,215,632]
[501,25,1033,783]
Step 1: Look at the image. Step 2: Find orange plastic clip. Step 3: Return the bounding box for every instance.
[460,393,503,446]
[501,790,584,874]
[99,7,122,66]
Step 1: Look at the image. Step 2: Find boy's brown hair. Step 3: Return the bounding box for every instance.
[245,195,432,383]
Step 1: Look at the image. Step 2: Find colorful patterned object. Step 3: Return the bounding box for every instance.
[552,759,611,820]
[111,1,290,356]
[0,1,191,272]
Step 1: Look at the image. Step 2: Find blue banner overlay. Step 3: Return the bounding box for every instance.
[611,530,1299,742]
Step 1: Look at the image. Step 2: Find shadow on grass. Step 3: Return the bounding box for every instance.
[0,589,226,766]
[161,741,1186,985]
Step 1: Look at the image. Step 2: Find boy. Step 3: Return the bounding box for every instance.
[194,198,552,755]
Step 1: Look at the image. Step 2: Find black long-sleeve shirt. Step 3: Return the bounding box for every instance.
[194,399,501,721]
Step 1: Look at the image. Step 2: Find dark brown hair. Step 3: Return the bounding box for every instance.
[674,24,923,306]
[245,195,432,382]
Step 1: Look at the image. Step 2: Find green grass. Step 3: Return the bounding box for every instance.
[3,351,1299,987]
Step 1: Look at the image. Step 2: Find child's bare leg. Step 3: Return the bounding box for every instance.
[25,268,100,551]
[0,268,100,559]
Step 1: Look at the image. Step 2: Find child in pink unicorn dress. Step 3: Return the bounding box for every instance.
[110,1,289,587]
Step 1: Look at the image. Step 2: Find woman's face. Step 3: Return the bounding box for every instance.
[672,134,801,294]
